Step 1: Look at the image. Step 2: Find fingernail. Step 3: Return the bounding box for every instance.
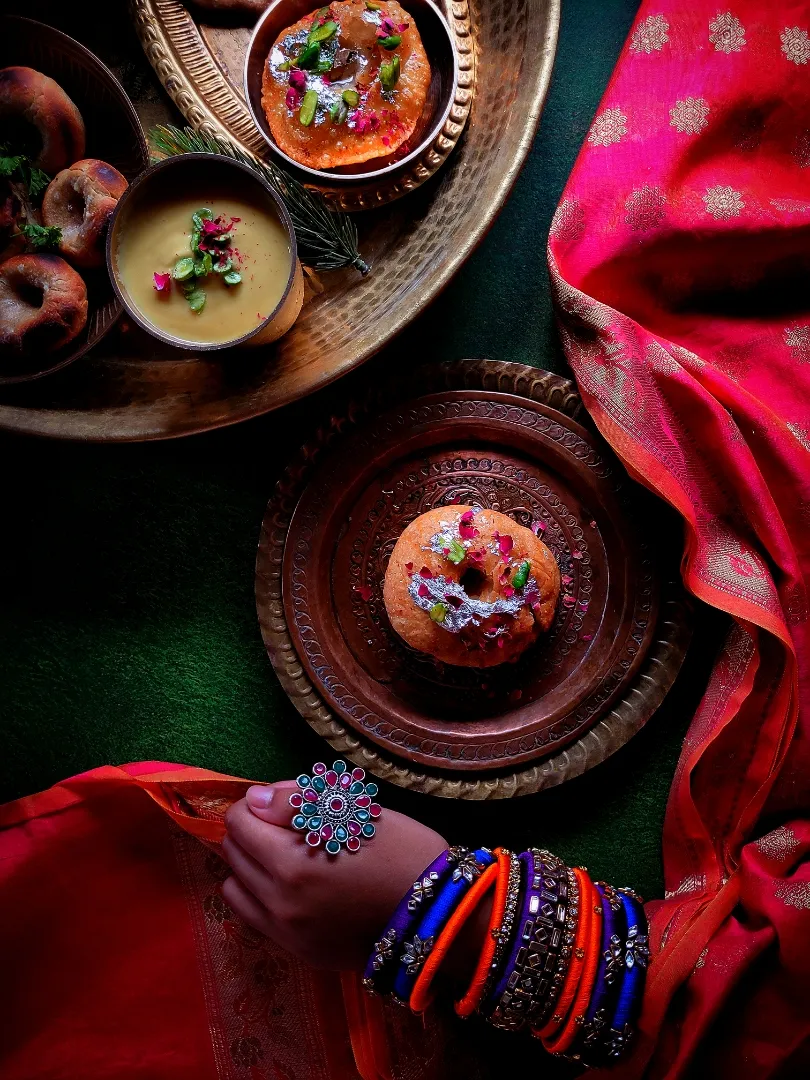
[247,785,274,809]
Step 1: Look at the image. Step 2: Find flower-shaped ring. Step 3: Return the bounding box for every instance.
[290,761,381,855]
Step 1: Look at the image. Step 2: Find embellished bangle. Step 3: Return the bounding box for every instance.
[392,848,495,1003]
[409,857,501,1013]
[487,850,570,1031]
[531,866,580,1030]
[535,867,591,1041]
[570,881,627,1064]
[362,847,463,996]
[601,889,650,1061]
[476,850,522,1014]
[455,847,513,1018]
[544,870,603,1055]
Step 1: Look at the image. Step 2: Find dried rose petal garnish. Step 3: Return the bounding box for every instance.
[354,584,373,602]
[561,574,573,585]
[153,272,171,293]
[418,583,430,599]
[419,566,433,578]
[563,595,576,607]
[493,532,514,557]
[404,561,413,572]
[531,520,547,534]
[289,69,307,91]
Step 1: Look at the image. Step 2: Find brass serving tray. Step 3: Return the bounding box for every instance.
[0,0,559,441]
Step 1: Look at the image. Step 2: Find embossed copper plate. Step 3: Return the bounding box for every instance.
[256,361,691,796]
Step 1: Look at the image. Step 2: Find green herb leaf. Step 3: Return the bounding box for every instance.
[512,560,531,589]
[297,42,322,70]
[299,89,319,126]
[0,151,25,178]
[213,255,233,274]
[192,208,213,231]
[429,602,448,624]
[445,538,466,565]
[315,60,334,73]
[342,88,360,107]
[26,166,51,199]
[308,20,338,44]
[19,222,61,251]
[380,55,400,92]
[172,256,195,281]
[329,99,348,124]
[277,58,295,71]
[186,288,206,313]
[378,34,401,49]
[223,270,242,286]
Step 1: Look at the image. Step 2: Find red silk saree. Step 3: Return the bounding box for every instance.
[549,1,810,1076]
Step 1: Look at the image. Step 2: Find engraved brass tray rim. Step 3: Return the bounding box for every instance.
[255,359,692,799]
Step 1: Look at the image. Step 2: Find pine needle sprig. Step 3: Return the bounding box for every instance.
[148,125,369,276]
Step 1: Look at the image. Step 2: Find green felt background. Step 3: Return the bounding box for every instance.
[0,0,724,906]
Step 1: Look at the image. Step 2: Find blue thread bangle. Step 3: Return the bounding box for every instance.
[576,883,627,1063]
[362,847,461,995]
[600,890,649,1060]
[392,848,494,1002]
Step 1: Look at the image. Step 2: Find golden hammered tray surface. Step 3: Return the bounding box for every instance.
[0,1,559,441]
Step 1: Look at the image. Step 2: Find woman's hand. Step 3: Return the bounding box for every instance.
[222,782,448,971]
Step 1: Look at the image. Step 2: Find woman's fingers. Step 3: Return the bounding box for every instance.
[225,798,299,874]
[221,875,276,937]
[221,833,277,901]
[245,781,299,826]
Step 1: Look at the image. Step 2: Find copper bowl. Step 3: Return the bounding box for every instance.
[106,153,304,352]
[0,16,148,385]
[244,0,459,193]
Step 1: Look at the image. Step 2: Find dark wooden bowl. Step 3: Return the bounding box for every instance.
[0,16,149,385]
[256,360,690,796]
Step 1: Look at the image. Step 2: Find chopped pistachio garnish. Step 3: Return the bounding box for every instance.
[329,99,349,124]
[223,270,242,286]
[342,88,360,107]
[192,208,213,231]
[308,19,338,44]
[172,256,195,281]
[380,55,400,92]
[378,33,401,49]
[182,281,206,313]
[299,89,318,126]
[213,256,233,274]
[429,602,448,624]
[512,561,531,589]
[365,1,381,8]
[297,42,322,70]
[446,538,466,565]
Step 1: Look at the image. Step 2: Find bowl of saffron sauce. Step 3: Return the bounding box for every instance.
[107,153,304,351]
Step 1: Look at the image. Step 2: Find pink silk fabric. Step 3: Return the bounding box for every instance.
[549,3,810,1077]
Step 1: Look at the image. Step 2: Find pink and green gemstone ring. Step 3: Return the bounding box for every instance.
[290,760,381,855]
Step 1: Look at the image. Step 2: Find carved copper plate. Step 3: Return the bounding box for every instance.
[257,361,689,795]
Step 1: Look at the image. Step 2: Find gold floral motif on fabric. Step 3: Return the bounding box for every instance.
[549,197,585,243]
[775,880,810,910]
[670,97,710,134]
[756,825,801,862]
[630,15,670,54]
[709,12,746,53]
[588,108,628,147]
[781,27,810,65]
[624,186,667,230]
[703,185,745,219]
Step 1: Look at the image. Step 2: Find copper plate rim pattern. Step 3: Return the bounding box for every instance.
[255,359,692,799]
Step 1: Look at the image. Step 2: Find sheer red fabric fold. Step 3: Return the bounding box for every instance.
[548,3,810,1076]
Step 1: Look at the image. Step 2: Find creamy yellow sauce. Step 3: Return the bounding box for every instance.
[115,186,292,345]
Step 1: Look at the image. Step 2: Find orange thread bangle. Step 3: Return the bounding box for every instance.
[455,847,512,1018]
[409,858,501,1014]
[544,871,603,1054]
[535,867,591,1041]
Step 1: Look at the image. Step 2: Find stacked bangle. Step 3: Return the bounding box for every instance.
[392,847,495,1003]
[455,848,513,1018]
[363,846,648,1070]
[362,847,462,996]
[410,855,501,1013]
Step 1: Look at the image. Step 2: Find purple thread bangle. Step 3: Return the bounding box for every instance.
[362,848,459,995]
[574,882,627,1062]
